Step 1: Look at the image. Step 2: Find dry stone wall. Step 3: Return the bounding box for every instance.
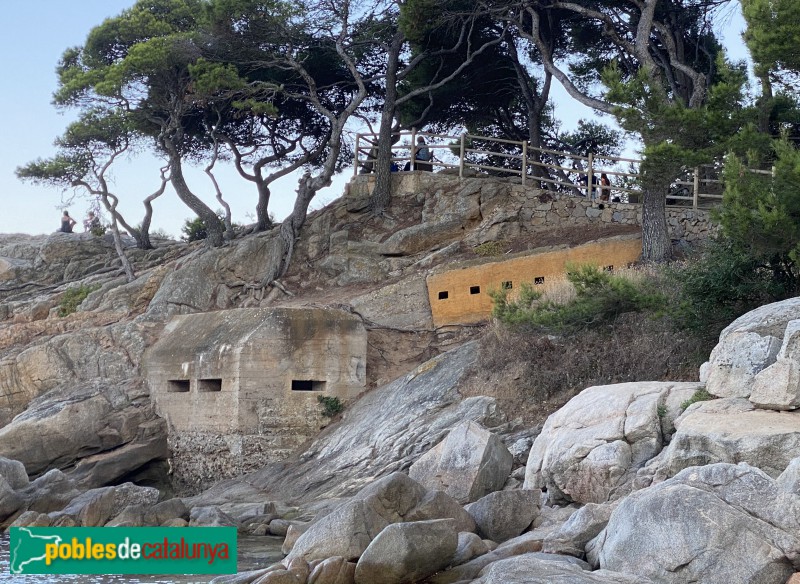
[346,172,714,244]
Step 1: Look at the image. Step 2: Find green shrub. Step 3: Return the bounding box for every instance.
[669,240,787,343]
[491,264,666,332]
[680,388,714,412]
[181,211,238,242]
[59,284,101,317]
[317,395,344,418]
[90,224,107,237]
[181,216,209,242]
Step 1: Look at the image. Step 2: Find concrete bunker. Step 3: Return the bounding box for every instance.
[144,307,367,491]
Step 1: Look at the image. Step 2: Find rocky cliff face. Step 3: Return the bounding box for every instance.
[3,174,788,583]
[0,175,661,495]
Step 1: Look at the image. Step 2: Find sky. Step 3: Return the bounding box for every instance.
[0,1,751,238]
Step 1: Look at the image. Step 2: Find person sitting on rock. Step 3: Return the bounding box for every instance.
[60,211,76,233]
[83,211,101,233]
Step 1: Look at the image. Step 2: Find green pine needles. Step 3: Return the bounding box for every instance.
[491,264,666,332]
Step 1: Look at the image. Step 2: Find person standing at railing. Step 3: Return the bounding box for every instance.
[415,136,433,171]
[579,173,597,198]
[599,173,611,201]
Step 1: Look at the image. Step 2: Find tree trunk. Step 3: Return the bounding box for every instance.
[98,195,135,282]
[165,144,225,247]
[261,173,316,284]
[641,182,672,262]
[369,32,403,215]
[756,72,774,135]
[255,179,273,231]
[109,217,136,282]
[138,202,154,250]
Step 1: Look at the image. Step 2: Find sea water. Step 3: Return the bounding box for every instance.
[0,534,285,583]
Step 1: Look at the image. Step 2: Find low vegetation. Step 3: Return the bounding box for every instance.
[491,264,666,332]
[318,396,344,418]
[478,238,791,424]
[681,388,715,412]
[58,284,102,317]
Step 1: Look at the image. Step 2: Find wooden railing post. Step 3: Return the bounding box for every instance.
[587,153,594,199]
[459,133,466,179]
[354,133,360,177]
[521,140,527,186]
[410,127,417,171]
[693,167,700,209]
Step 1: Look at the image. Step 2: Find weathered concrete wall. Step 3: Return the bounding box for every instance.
[143,307,367,491]
[426,235,643,327]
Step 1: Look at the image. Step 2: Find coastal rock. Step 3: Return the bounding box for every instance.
[268,519,294,537]
[0,457,28,490]
[285,473,426,563]
[349,276,433,330]
[596,463,800,584]
[749,358,800,410]
[69,418,168,489]
[19,469,81,513]
[308,556,356,584]
[472,553,646,584]
[189,506,241,528]
[702,298,800,398]
[10,510,52,528]
[714,297,800,339]
[465,490,540,543]
[452,532,489,566]
[145,498,189,525]
[640,399,800,484]
[705,332,780,398]
[0,476,23,521]
[281,523,311,555]
[105,504,148,527]
[524,381,700,504]
[778,458,800,494]
[380,220,466,256]
[426,528,550,584]
[409,420,513,504]
[404,490,476,533]
[285,499,388,563]
[0,380,168,487]
[146,250,220,317]
[542,502,618,558]
[353,519,458,584]
[50,483,160,527]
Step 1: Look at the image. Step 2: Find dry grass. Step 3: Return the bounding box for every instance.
[461,311,706,428]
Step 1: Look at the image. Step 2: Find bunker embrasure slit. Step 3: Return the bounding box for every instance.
[198,379,222,392]
[291,379,327,392]
[167,380,191,393]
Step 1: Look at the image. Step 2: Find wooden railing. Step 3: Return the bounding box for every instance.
[354,130,749,209]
